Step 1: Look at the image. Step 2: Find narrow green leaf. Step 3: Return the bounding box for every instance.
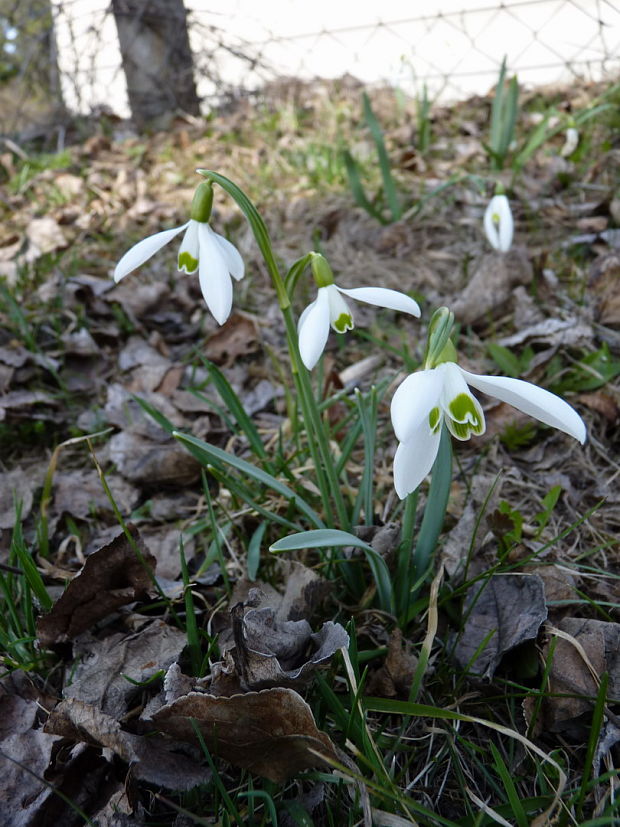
[199,358,271,468]
[489,741,529,827]
[341,148,386,223]
[270,528,370,552]
[490,57,508,157]
[173,431,324,529]
[285,252,313,296]
[362,92,402,220]
[487,342,521,377]
[270,529,393,613]
[247,522,267,581]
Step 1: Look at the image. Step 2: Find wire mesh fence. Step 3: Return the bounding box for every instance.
[1,0,619,137]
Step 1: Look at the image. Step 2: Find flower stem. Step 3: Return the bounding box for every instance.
[198,170,349,527]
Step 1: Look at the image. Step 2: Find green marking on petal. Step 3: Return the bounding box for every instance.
[429,406,441,433]
[332,312,353,333]
[178,251,199,273]
[447,418,472,440]
[492,211,500,224]
[448,392,479,423]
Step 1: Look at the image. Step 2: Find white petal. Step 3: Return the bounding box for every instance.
[326,284,354,332]
[113,222,189,282]
[198,222,233,325]
[393,422,442,499]
[211,228,244,281]
[496,195,514,252]
[561,127,579,157]
[391,369,442,443]
[483,195,513,253]
[298,287,330,370]
[178,220,200,273]
[460,368,586,443]
[337,286,421,317]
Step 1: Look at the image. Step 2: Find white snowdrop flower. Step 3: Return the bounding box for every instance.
[391,359,586,499]
[113,182,243,325]
[297,253,421,370]
[483,193,514,253]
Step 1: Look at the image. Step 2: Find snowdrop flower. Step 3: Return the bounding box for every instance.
[391,309,586,499]
[298,253,421,370]
[113,181,243,325]
[560,126,579,158]
[483,192,513,252]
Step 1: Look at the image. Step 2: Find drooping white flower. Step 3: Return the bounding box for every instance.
[560,126,579,158]
[483,193,513,252]
[391,360,586,499]
[113,182,243,325]
[298,254,421,370]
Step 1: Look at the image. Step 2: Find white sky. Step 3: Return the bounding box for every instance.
[53,0,620,116]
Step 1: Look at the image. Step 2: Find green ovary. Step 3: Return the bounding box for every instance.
[178,251,199,273]
[332,313,353,333]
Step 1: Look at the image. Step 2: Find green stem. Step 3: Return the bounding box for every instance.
[198,169,349,528]
[281,306,350,528]
[413,426,452,582]
[396,489,418,617]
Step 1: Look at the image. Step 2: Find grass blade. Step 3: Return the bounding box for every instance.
[362,92,402,221]
[173,430,325,529]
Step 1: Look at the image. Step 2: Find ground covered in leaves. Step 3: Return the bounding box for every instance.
[0,74,619,825]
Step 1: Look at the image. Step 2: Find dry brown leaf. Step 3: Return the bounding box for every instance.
[367,629,419,697]
[0,389,58,422]
[454,573,547,677]
[525,565,579,614]
[0,683,61,827]
[452,248,533,325]
[0,467,34,530]
[37,525,156,646]
[578,391,619,423]
[64,620,187,716]
[118,336,171,392]
[589,251,620,327]
[139,526,196,579]
[108,430,200,487]
[50,468,139,527]
[152,687,339,782]
[526,618,620,733]
[25,216,68,258]
[205,311,260,366]
[45,698,210,791]
[104,383,184,440]
[230,603,349,690]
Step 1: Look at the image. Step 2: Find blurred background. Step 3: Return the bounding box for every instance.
[1,0,619,139]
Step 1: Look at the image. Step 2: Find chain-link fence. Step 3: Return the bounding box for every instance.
[1,0,619,137]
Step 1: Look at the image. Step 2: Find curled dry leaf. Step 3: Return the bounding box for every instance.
[454,573,547,678]
[45,698,210,791]
[37,525,156,647]
[152,687,339,782]
[231,603,349,690]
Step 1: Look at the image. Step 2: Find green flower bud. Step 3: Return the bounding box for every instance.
[310,252,335,288]
[424,306,455,369]
[190,181,214,223]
